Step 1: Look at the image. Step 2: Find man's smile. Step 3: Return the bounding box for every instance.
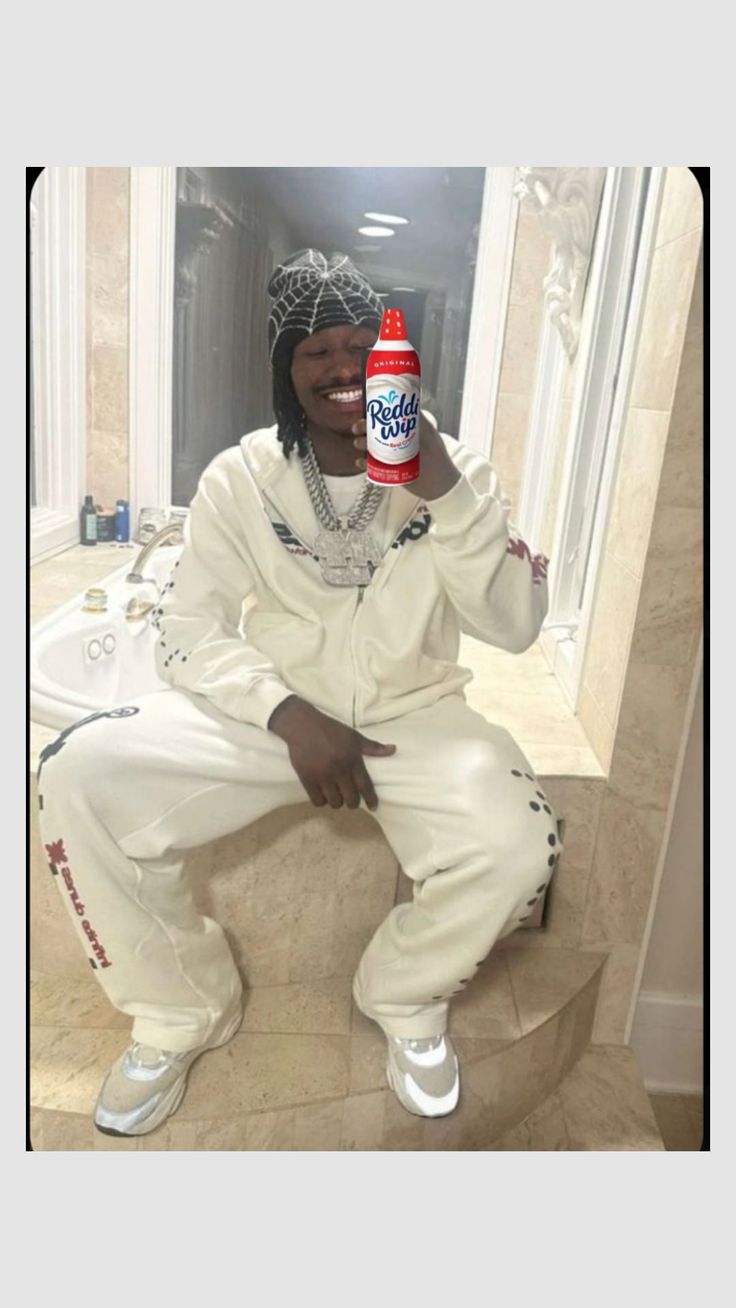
[318,386,364,412]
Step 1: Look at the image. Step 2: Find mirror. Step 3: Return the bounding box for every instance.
[171,166,485,505]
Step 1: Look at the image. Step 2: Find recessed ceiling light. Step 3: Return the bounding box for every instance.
[392,286,416,292]
[357,226,394,237]
[364,212,409,225]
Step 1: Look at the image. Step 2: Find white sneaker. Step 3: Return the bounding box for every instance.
[352,975,460,1118]
[94,1006,243,1138]
[385,1033,460,1118]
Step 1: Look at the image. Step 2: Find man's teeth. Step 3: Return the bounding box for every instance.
[324,389,362,403]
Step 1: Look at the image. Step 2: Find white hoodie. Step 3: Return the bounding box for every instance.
[152,422,549,732]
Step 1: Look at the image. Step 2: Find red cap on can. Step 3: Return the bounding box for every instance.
[379,307,409,341]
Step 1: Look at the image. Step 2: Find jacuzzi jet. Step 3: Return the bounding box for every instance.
[125,597,155,622]
[82,588,108,614]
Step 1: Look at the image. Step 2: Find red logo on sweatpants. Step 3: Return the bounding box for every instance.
[45,835,112,968]
[44,837,68,866]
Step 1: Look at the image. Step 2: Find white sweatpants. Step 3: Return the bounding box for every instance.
[36,688,563,1051]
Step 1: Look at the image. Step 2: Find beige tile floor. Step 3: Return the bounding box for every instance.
[30,544,605,779]
[648,1093,705,1150]
[29,1043,666,1152]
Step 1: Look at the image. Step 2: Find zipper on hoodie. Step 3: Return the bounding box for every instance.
[350,584,366,728]
[259,496,428,726]
[346,501,430,725]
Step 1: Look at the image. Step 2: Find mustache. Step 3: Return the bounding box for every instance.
[317,380,363,395]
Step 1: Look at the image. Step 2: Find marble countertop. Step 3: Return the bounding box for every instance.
[31,542,139,627]
[30,544,604,779]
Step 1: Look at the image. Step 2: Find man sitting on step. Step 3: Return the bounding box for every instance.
[38,249,561,1139]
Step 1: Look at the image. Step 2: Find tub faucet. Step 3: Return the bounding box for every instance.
[125,521,185,586]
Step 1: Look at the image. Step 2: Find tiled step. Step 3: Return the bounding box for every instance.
[490,1046,666,1150]
[30,1044,665,1153]
[30,944,608,1150]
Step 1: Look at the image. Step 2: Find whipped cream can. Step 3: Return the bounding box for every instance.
[365,307,420,486]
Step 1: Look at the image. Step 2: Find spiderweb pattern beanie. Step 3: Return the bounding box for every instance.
[267,249,384,364]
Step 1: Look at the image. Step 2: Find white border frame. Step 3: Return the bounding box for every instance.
[517,308,567,546]
[29,167,87,564]
[458,167,519,457]
[539,166,666,708]
[128,166,177,530]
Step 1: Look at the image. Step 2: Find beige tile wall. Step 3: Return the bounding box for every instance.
[577,169,703,770]
[86,168,130,511]
[580,168,704,1042]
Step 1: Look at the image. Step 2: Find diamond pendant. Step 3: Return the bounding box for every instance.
[314,522,380,586]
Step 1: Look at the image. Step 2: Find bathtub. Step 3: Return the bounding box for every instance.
[30,545,183,730]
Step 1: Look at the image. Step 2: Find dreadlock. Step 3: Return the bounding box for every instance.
[271,330,309,462]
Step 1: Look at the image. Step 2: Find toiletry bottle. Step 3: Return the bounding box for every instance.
[95,505,116,542]
[365,307,421,486]
[115,499,130,543]
[80,494,98,546]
